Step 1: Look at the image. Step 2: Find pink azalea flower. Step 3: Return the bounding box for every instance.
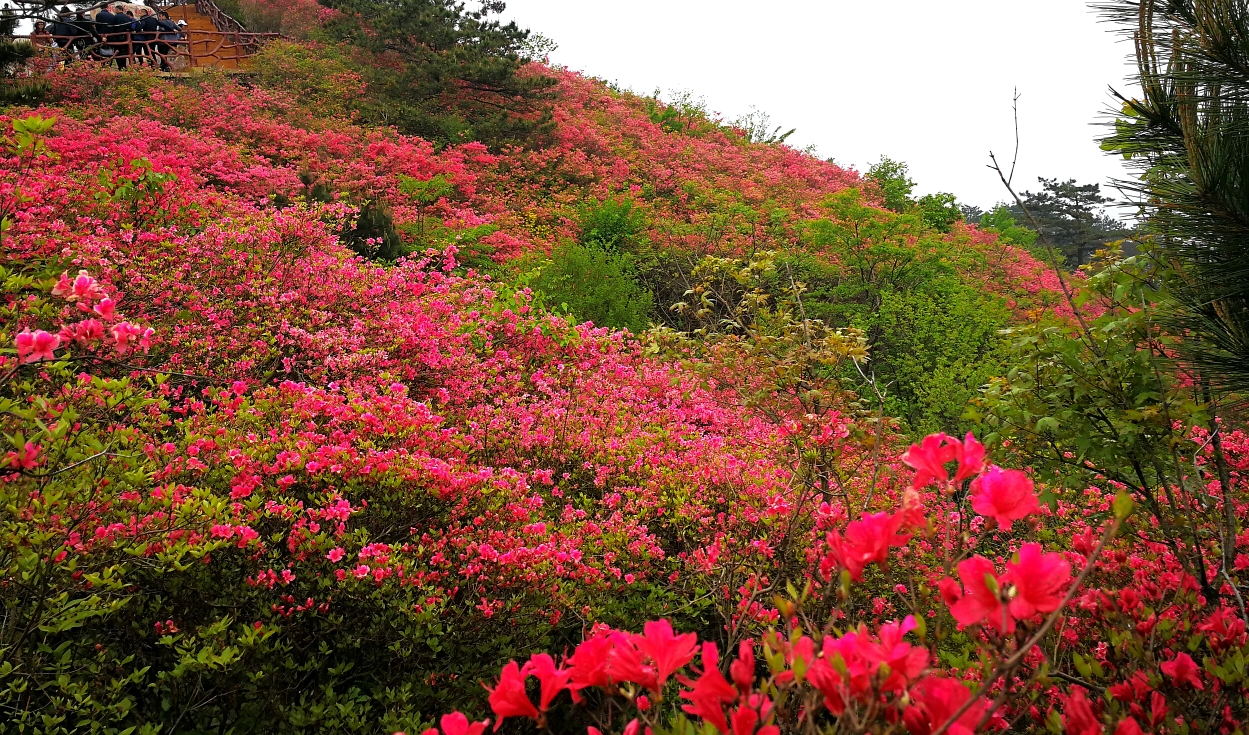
[969,466,1039,530]
[52,269,105,302]
[92,297,117,320]
[15,329,61,363]
[1005,543,1072,619]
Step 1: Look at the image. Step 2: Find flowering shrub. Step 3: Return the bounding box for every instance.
[433,432,1249,735]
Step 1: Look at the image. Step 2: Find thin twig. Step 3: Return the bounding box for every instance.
[1008,87,1021,187]
[987,152,1103,358]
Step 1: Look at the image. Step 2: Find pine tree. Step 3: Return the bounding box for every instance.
[1099,0,1249,397]
[318,0,555,147]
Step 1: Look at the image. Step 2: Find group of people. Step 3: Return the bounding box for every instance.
[30,4,188,72]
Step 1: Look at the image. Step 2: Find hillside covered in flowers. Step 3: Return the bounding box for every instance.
[3,2,1248,734]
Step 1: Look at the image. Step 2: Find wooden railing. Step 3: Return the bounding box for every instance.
[15,30,280,71]
[191,0,250,35]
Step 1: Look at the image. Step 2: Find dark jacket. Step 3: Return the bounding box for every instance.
[136,14,159,42]
[71,14,95,41]
[155,18,179,41]
[95,10,126,43]
[49,18,72,42]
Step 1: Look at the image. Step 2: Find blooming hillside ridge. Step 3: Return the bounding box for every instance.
[1,62,1246,735]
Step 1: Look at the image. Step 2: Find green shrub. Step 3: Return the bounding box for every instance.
[576,197,647,251]
[531,242,654,333]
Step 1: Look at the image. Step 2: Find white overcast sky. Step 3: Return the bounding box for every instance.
[504,0,1140,211]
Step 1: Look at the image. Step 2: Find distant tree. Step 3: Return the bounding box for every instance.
[732,106,796,145]
[865,156,915,213]
[318,0,556,147]
[959,204,984,225]
[1006,178,1132,266]
[916,192,962,233]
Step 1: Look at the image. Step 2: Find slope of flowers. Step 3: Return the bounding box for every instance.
[0,93,871,729]
[4,65,1245,735]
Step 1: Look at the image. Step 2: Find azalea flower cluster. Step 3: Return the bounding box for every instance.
[10,269,153,366]
[432,427,1249,734]
[419,617,996,735]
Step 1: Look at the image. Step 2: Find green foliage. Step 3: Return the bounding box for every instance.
[916,191,962,233]
[784,189,1009,435]
[0,39,49,106]
[869,280,1011,435]
[977,205,1037,249]
[318,0,556,147]
[864,156,915,213]
[529,242,654,333]
[254,40,364,118]
[576,197,647,251]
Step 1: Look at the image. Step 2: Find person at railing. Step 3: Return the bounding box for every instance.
[30,20,52,48]
[97,4,133,69]
[28,19,57,72]
[139,7,172,71]
[154,9,181,70]
[67,10,98,56]
[0,4,17,37]
[91,5,119,66]
[135,7,158,68]
[49,7,72,45]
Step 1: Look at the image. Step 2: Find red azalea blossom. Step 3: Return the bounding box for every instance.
[631,619,697,688]
[729,639,755,694]
[1061,686,1102,735]
[568,635,613,696]
[680,642,738,734]
[485,661,539,729]
[439,712,489,735]
[952,432,986,484]
[605,633,660,692]
[941,556,1013,634]
[1114,718,1144,735]
[969,466,1040,530]
[730,701,778,735]
[5,442,43,471]
[900,432,985,490]
[901,433,959,489]
[1005,543,1072,619]
[826,511,911,581]
[525,653,571,711]
[902,676,986,735]
[1160,653,1204,689]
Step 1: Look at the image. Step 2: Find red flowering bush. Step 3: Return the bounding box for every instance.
[439,431,1249,735]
